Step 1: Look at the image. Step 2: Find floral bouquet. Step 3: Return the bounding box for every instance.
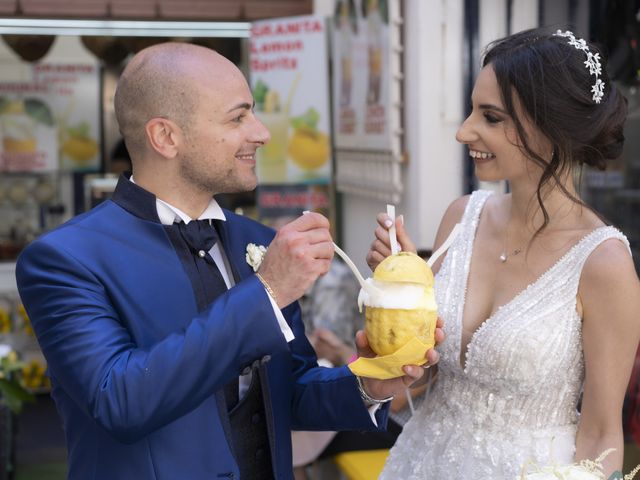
[518,449,639,480]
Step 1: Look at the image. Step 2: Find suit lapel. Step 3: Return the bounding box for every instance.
[217,216,253,283]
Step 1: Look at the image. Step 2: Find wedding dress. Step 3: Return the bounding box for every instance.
[380,190,629,479]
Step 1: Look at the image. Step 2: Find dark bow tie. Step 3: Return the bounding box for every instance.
[176,219,219,261]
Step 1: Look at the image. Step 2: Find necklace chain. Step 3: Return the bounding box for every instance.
[500,200,524,263]
[499,247,523,263]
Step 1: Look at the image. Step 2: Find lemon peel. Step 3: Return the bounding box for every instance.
[364,252,437,357]
[373,252,434,287]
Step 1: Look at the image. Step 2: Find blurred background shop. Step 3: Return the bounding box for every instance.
[0,0,637,479]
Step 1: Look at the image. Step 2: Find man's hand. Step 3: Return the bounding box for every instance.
[355,317,444,400]
[366,213,417,272]
[257,212,333,308]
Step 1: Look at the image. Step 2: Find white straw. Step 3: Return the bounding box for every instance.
[387,204,398,255]
[406,388,415,416]
[332,242,381,297]
[427,223,461,268]
[302,210,381,296]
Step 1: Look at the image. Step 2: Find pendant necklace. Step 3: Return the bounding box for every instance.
[500,203,524,263]
[499,246,523,263]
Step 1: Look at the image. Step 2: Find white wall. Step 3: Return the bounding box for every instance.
[476,0,509,195]
[512,0,539,31]
[323,0,466,273]
[397,0,465,252]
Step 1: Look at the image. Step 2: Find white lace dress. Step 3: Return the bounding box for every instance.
[380,190,629,479]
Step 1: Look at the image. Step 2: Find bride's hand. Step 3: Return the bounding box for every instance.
[354,318,444,400]
[366,213,417,272]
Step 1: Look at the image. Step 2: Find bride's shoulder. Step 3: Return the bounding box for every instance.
[581,230,636,286]
[431,195,471,262]
[440,190,504,225]
[579,227,639,321]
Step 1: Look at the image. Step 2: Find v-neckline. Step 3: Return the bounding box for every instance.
[456,197,608,372]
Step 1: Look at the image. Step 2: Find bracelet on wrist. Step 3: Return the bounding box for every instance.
[356,375,394,405]
[255,272,278,304]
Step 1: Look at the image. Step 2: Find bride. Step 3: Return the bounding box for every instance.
[368,27,640,479]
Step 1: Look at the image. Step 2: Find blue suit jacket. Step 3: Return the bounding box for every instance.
[16,180,388,480]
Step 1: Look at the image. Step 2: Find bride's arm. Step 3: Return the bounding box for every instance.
[575,238,640,476]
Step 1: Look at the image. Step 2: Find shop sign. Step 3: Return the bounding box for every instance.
[0,63,100,173]
[249,15,332,185]
[256,183,331,226]
[331,0,395,151]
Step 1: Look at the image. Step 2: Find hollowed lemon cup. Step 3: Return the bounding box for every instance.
[365,306,437,356]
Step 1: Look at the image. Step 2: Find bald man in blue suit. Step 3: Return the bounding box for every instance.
[16,43,437,480]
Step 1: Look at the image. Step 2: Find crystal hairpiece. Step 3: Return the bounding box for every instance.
[553,30,605,104]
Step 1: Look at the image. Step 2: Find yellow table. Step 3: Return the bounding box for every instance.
[333,449,390,480]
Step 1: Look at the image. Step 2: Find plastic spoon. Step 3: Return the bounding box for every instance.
[427,223,461,268]
[332,242,382,297]
[300,210,381,296]
[387,204,399,255]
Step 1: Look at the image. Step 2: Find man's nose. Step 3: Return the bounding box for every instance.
[253,116,271,145]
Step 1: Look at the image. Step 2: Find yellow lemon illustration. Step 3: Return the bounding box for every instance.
[288,129,329,170]
[3,137,36,153]
[4,100,26,114]
[2,100,38,153]
[364,252,437,356]
[62,136,98,164]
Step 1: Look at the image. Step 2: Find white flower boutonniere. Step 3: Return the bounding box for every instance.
[246,243,267,272]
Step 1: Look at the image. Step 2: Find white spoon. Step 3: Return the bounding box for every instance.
[301,210,381,296]
[387,204,399,255]
[427,223,461,268]
[332,242,382,297]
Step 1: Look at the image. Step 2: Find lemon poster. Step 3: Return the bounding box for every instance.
[331,0,394,151]
[249,15,332,185]
[0,85,57,172]
[0,63,100,172]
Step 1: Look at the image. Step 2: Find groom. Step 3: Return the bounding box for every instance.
[15,43,436,479]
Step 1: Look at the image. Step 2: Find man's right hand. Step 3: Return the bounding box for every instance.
[257,212,334,308]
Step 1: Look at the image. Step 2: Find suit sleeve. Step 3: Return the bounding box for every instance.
[284,303,390,432]
[16,238,290,444]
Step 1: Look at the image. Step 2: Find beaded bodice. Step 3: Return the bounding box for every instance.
[380,190,630,479]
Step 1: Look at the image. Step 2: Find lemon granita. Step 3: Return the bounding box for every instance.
[358,252,437,356]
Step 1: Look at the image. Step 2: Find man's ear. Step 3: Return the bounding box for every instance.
[144,118,182,158]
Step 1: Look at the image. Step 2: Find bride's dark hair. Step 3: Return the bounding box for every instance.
[482,27,627,234]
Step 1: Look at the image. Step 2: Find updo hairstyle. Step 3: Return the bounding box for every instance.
[482,27,627,230]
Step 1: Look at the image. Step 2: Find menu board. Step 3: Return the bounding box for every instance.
[0,63,101,172]
[331,0,395,151]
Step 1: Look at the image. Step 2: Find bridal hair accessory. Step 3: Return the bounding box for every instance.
[245,243,267,272]
[553,30,605,104]
[518,448,640,480]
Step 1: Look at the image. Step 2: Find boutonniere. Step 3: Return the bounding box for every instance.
[246,243,267,272]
